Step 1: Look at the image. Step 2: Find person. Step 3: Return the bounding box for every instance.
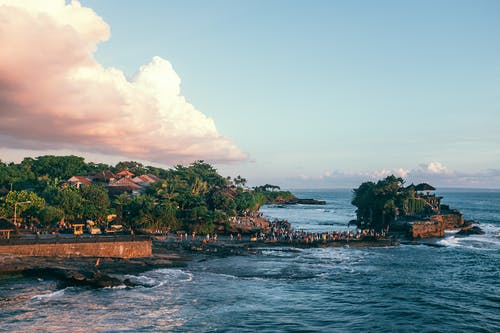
[230,234,234,241]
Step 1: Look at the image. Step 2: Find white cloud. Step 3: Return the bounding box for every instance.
[280,162,500,189]
[370,168,410,179]
[0,0,246,164]
[420,161,450,174]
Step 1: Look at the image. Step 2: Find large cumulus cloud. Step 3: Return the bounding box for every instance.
[0,0,246,164]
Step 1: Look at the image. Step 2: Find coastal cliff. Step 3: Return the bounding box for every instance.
[393,212,469,239]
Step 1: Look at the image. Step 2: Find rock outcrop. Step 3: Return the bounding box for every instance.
[409,213,469,239]
[456,225,484,236]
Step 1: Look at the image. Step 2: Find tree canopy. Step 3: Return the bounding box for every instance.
[0,155,293,234]
[351,175,429,231]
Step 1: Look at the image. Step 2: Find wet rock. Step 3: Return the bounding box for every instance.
[23,267,128,288]
[457,226,484,236]
[296,198,327,205]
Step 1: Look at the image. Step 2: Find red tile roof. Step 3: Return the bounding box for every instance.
[108,177,142,190]
[92,170,116,180]
[116,170,134,178]
[67,176,93,185]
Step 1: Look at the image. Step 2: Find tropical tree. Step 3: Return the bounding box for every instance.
[53,187,85,221]
[0,161,36,191]
[0,190,46,225]
[28,155,87,180]
[234,175,247,187]
[351,175,405,231]
[114,161,146,175]
[80,184,110,224]
[38,206,64,227]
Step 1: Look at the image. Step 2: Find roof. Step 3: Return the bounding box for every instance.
[67,176,93,185]
[132,174,160,185]
[415,183,436,191]
[116,170,134,178]
[108,177,142,190]
[0,218,15,230]
[92,170,116,180]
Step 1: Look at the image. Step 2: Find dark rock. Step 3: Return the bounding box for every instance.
[23,266,127,288]
[296,198,326,205]
[457,226,485,236]
[272,197,326,205]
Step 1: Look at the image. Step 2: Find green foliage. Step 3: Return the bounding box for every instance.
[0,190,46,220]
[0,161,36,190]
[38,206,64,227]
[53,187,85,221]
[0,155,288,233]
[352,175,414,230]
[28,155,87,180]
[80,184,110,224]
[122,195,180,231]
[114,161,146,176]
[234,188,265,212]
[254,184,281,192]
[233,175,247,187]
[260,190,296,204]
[406,197,426,216]
[208,189,236,214]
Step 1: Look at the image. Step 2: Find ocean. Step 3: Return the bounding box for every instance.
[1,189,499,332]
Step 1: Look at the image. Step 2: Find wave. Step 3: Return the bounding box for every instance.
[30,288,67,301]
[438,224,500,250]
[437,236,461,247]
[124,268,193,288]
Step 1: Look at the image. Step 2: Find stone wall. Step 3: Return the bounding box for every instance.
[411,221,445,238]
[0,239,152,258]
[410,213,464,239]
[430,213,464,229]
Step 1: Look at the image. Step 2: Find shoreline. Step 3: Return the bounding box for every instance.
[0,234,397,288]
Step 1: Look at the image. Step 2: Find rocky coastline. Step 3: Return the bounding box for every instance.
[0,232,398,289]
[0,247,188,289]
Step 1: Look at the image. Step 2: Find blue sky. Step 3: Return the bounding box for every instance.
[1,1,499,188]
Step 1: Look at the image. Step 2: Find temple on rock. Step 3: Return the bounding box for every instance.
[392,183,468,238]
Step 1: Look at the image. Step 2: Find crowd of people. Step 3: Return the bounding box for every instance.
[250,219,388,244]
[171,218,389,245]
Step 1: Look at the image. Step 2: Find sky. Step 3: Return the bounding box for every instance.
[0,0,499,188]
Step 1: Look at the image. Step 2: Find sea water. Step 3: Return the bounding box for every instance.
[1,189,499,332]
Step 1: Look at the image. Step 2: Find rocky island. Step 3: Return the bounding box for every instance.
[350,176,479,240]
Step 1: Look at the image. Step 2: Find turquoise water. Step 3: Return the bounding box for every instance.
[1,189,499,332]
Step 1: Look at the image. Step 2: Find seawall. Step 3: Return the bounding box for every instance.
[0,236,152,258]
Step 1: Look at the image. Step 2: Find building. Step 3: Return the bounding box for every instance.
[66,176,93,189]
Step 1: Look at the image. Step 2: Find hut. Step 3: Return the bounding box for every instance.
[415,183,441,214]
[0,218,16,239]
[72,223,84,235]
[415,183,436,193]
